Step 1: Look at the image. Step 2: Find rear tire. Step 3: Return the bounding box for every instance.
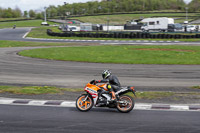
[116,95,135,113]
[76,94,93,112]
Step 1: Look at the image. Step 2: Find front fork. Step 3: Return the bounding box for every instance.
[83,94,89,102]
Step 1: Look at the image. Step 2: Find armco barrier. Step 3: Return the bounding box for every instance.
[47,29,200,39]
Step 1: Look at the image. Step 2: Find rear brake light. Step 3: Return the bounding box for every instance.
[130,87,135,91]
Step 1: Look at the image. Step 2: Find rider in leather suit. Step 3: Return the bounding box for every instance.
[94,70,121,103]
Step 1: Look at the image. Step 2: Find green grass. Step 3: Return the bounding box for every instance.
[128,91,200,100]
[135,92,174,99]
[26,26,62,39]
[192,86,200,89]
[0,40,78,47]
[19,45,200,65]
[0,18,26,21]
[0,20,58,29]
[1,85,199,101]
[0,86,82,95]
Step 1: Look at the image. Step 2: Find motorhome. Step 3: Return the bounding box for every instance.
[141,17,174,32]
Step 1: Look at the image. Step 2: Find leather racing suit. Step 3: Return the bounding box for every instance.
[95,74,121,104]
[96,74,121,92]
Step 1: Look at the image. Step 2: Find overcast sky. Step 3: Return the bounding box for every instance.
[0,0,93,11]
[184,0,192,4]
[0,0,192,12]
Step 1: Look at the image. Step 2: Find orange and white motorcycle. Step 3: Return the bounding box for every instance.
[76,80,136,113]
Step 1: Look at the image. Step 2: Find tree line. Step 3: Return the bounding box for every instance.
[0,7,22,18]
[49,0,186,17]
[188,0,200,12]
[1,0,199,19]
[0,7,43,19]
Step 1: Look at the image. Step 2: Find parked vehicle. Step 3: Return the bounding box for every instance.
[80,23,93,31]
[59,24,80,31]
[41,22,49,26]
[52,24,59,27]
[141,17,174,32]
[186,25,196,32]
[76,80,136,113]
[168,23,184,32]
[124,20,143,30]
[68,26,80,31]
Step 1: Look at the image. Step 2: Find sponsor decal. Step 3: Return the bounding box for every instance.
[86,88,97,94]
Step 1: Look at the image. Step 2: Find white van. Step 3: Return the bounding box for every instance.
[141,17,174,32]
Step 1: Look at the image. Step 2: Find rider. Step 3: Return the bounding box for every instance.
[13,24,16,29]
[93,70,121,103]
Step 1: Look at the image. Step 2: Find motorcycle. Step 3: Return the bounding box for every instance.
[76,80,136,113]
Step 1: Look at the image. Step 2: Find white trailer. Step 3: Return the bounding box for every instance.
[102,25,124,31]
[141,17,174,32]
[80,23,93,31]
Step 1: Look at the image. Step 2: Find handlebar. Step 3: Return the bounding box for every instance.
[90,80,96,85]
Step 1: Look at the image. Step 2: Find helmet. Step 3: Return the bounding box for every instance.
[102,70,111,79]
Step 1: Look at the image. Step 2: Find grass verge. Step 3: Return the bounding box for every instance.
[127,91,174,99]
[135,92,174,99]
[192,86,200,89]
[0,20,58,29]
[19,45,200,65]
[128,91,200,100]
[0,86,82,95]
[0,86,199,102]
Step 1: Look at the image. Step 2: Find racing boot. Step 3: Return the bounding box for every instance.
[109,91,117,103]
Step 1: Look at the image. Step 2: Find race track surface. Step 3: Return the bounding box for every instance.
[0,104,200,133]
[0,47,200,88]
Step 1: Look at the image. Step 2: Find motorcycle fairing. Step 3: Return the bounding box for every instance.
[84,83,100,105]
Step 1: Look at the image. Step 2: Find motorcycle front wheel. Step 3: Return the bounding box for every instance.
[116,95,135,113]
[76,94,93,112]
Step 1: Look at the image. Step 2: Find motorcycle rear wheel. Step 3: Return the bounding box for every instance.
[76,94,93,112]
[116,95,135,113]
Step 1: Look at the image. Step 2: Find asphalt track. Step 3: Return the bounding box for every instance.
[1,46,200,88]
[0,28,200,87]
[0,104,199,133]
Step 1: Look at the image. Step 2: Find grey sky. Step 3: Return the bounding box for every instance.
[0,0,93,11]
[184,0,192,4]
[0,0,192,12]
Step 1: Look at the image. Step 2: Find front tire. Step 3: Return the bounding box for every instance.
[116,95,135,113]
[76,94,93,112]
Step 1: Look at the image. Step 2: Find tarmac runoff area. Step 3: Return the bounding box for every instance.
[0,97,200,112]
